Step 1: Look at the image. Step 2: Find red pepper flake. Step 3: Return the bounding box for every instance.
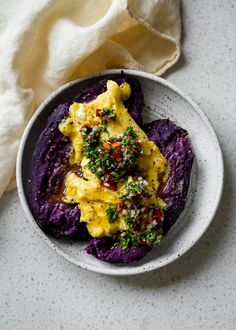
[117,206,122,213]
[110,183,116,191]
[101,176,117,191]
[102,142,110,150]
[112,151,122,161]
[117,202,125,213]
[155,209,164,220]
[96,109,102,117]
[148,217,155,223]
[111,141,121,149]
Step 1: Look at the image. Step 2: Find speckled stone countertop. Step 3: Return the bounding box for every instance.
[1,1,236,329]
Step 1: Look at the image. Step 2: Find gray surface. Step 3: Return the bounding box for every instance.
[0,0,236,329]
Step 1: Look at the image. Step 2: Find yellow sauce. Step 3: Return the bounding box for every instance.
[59,80,168,238]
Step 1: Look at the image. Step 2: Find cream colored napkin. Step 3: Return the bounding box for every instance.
[0,0,181,198]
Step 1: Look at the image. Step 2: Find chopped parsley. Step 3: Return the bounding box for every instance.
[119,227,163,249]
[96,108,116,125]
[120,231,139,249]
[81,123,143,190]
[106,201,164,249]
[106,206,119,224]
[121,176,151,200]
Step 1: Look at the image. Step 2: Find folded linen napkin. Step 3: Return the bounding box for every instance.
[0,0,181,198]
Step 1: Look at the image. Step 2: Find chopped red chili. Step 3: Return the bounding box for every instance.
[96,109,102,117]
[112,151,122,161]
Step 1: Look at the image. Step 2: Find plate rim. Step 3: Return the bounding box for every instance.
[16,69,224,276]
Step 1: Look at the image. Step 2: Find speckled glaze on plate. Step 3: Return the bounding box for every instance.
[16,69,224,276]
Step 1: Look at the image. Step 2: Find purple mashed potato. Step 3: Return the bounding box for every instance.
[85,238,151,264]
[28,74,194,264]
[28,103,90,239]
[143,119,194,234]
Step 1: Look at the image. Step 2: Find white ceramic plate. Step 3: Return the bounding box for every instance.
[16,69,224,276]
